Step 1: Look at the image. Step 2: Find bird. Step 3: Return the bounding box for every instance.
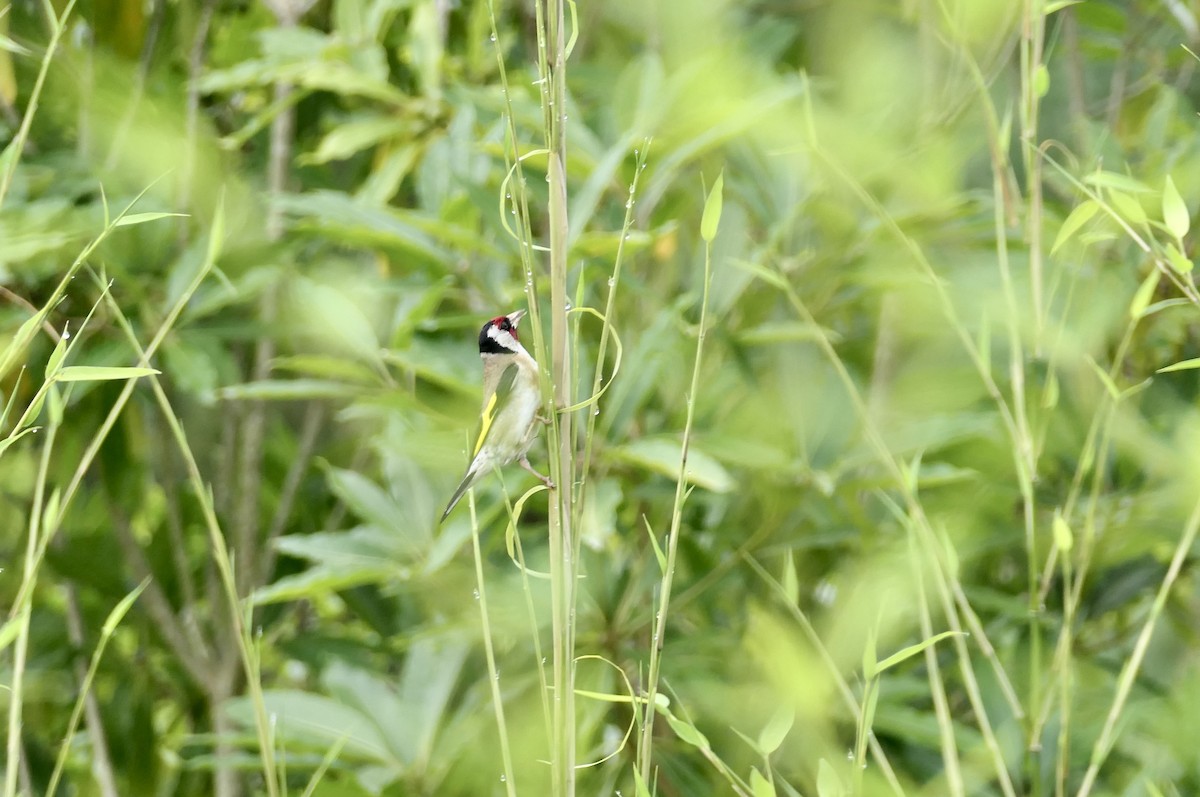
[440,308,554,522]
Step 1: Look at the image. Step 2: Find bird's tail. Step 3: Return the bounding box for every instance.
[440,467,479,523]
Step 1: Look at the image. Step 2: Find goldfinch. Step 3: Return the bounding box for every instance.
[441,309,554,522]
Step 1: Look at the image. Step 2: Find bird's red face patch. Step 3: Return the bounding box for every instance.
[492,316,518,339]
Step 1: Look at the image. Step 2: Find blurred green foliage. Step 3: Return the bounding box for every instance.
[4,0,1200,796]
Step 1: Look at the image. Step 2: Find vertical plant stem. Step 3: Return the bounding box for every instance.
[1055,552,1074,797]
[636,186,717,786]
[1019,5,1048,789]
[909,529,964,797]
[4,420,57,797]
[1022,0,1047,346]
[234,9,297,598]
[573,142,648,528]
[58,586,120,797]
[93,212,281,797]
[1075,496,1200,797]
[468,497,518,797]
[0,0,76,212]
[179,0,218,236]
[544,0,575,793]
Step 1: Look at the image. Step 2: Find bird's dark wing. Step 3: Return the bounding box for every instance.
[471,362,520,457]
[440,363,521,523]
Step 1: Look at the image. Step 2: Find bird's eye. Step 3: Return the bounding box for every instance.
[499,319,511,331]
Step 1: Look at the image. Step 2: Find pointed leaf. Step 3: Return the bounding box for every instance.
[1053,511,1074,552]
[44,330,70,378]
[862,628,877,680]
[633,768,653,797]
[1052,200,1099,254]
[1165,242,1193,275]
[1109,189,1147,226]
[612,438,734,492]
[101,578,150,636]
[875,630,965,673]
[666,713,710,750]
[1157,357,1200,374]
[1163,176,1189,239]
[0,616,20,653]
[54,366,160,382]
[1085,355,1121,400]
[781,550,798,605]
[1033,64,1050,98]
[817,759,845,797]
[1129,269,1160,319]
[757,706,794,754]
[643,517,667,575]
[1084,171,1153,193]
[114,212,189,227]
[0,426,39,457]
[750,767,776,797]
[701,171,724,242]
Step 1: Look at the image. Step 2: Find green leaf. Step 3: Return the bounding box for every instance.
[1157,357,1200,374]
[1108,189,1147,226]
[324,469,430,547]
[114,212,189,227]
[1085,355,1121,400]
[875,630,965,673]
[750,767,776,797]
[816,759,846,797]
[781,550,798,605]
[701,171,724,242]
[0,426,39,458]
[44,330,70,378]
[1165,242,1193,275]
[862,627,877,680]
[1051,200,1099,254]
[1163,176,1190,239]
[101,578,150,636]
[216,379,365,401]
[860,679,880,742]
[42,487,61,537]
[301,115,411,165]
[736,321,841,345]
[1129,268,1160,319]
[277,191,449,265]
[643,517,667,575]
[666,713,710,750]
[757,706,794,754]
[1084,171,1153,193]
[633,768,653,797]
[1033,64,1049,98]
[1053,511,1073,552]
[0,32,32,55]
[729,258,787,289]
[252,564,398,605]
[53,366,160,382]
[612,438,735,492]
[225,689,391,761]
[0,616,20,654]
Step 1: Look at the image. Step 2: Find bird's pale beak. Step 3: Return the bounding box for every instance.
[507,308,527,327]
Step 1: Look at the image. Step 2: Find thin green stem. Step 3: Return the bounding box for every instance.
[4,412,57,797]
[909,527,964,797]
[45,580,150,797]
[742,555,904,796]
[636,194,716,786]
[468,495,518,797]
[86,221,280,796]
[0,0,77,212]
[1075,496,1200,797]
